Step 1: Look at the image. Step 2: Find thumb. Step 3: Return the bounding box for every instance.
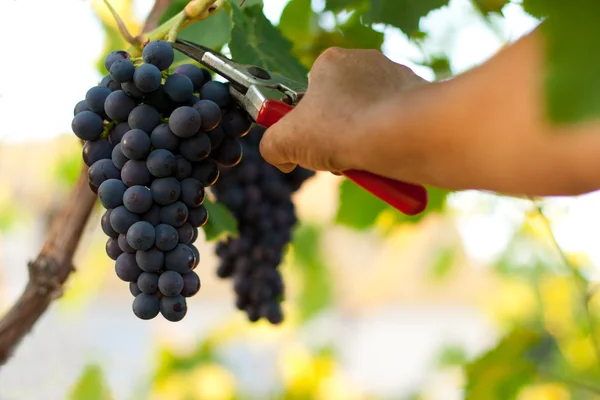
[259,119,299,173]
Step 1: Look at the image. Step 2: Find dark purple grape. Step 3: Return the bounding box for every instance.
[221,107,252,138]
[147,149,177,178]
[104,90,136,122]
[150,123,180,152]
[137,272,159,294]
[155,224,179,251]
[165,244,195,273]
[159,295,187,322]
[98,178,127,209]
[111,143,129,169]
[82,139,112,167]
[110,205,141,234]
[141,204,161,226]
[104,50,131,71]
[150,177,181,206]
[121,129,151,160]
[133,63,162,93]
[72,111,104,141]
[106,237,123,260]
[126,221,156,251]
[121,160,152,187]
[168,106,201,138]
[174,64,205,91]
[187,205,208,228]
[159,202,188,227]
[142,40,174,71]
[190,158,219,186]
[200,81,231,108]
[128,104,160,133]
[176,222,194,245]
[74,100,89,115]
[132,293,160,320]
[206,125,225,149]
[136,247,164,272]
[181,271,201,297]
[118,233,136,254]
[174,156,192,180]
[158,270,184,296]
[210,138,242,167]
[179,178,205,208]
[130,281,142,296]
[85,86,111,114]
[110,59,135,83]
[123,185,153,214]
[179,132,211,162]
[108,122,131,145]
[102,209,118,238]
[115,253,142,282]
[164,74,194,103]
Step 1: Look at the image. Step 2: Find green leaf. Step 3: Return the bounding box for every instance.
[279,0,318,43]
[542,2,600,124]
[68,364,112,400]
[335,13,385,49]
[202,198,238,241]
[158,0,187,24]
[174,9,232,64]
[472,0,510,16]
[335,179,450,231]
[325,0,367,12]
[290,223,333,322]
[429,245,456,281]
[335,179,391,230]
[464,329,543,400]
[366,0,451,36]
[95,23,129,75]
[520,0,547,18]
[228,1,309,83]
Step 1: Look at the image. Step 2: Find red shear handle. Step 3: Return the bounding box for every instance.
[256,99,429,215]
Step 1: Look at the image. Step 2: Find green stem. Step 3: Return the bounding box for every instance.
[534,201,600,371]
[101,121,117,139]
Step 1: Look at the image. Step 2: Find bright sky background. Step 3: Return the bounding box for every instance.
[1,0,600,273]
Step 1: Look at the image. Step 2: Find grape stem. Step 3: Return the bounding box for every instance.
[0,167,96,364]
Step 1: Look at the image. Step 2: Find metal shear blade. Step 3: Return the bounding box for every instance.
[171,39,305,105]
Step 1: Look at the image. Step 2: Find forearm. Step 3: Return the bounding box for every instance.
[368,26,600,197]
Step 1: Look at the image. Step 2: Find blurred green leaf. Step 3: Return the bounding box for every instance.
[228,1,309,83]
[429,245,456,281]
[158,0,187,24]
[95,23,129,75]
[68,364,112,400]
[438,345,468,367]
[472,0,510,15]
[279,0,317,40]
[336,180,450,231]
[155,340,216,382]
[203,198,238,241]
[465,329,543,400]
[291,223,333,322]
[54,151,82,188]
[325,0,366,12]
[176,10,232,64]
[543,2,600,124]
[521,0,547,18]
[366,0,451,36]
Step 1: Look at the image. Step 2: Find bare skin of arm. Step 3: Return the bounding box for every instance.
[259,25,600,197]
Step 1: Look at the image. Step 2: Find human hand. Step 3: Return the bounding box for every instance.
[259,47,428,174]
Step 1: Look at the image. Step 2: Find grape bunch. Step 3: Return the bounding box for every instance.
[212,125,315,324]
[71,40,252,321]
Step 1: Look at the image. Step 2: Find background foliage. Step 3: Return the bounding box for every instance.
[1,0,600,399]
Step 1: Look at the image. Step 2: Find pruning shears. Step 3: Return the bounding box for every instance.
[171,39,429,216]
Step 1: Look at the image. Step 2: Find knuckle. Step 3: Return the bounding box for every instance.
[317,46,347,64]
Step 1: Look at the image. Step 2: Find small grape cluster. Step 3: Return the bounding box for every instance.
[71,40,252,321]
[213,126,315,324]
